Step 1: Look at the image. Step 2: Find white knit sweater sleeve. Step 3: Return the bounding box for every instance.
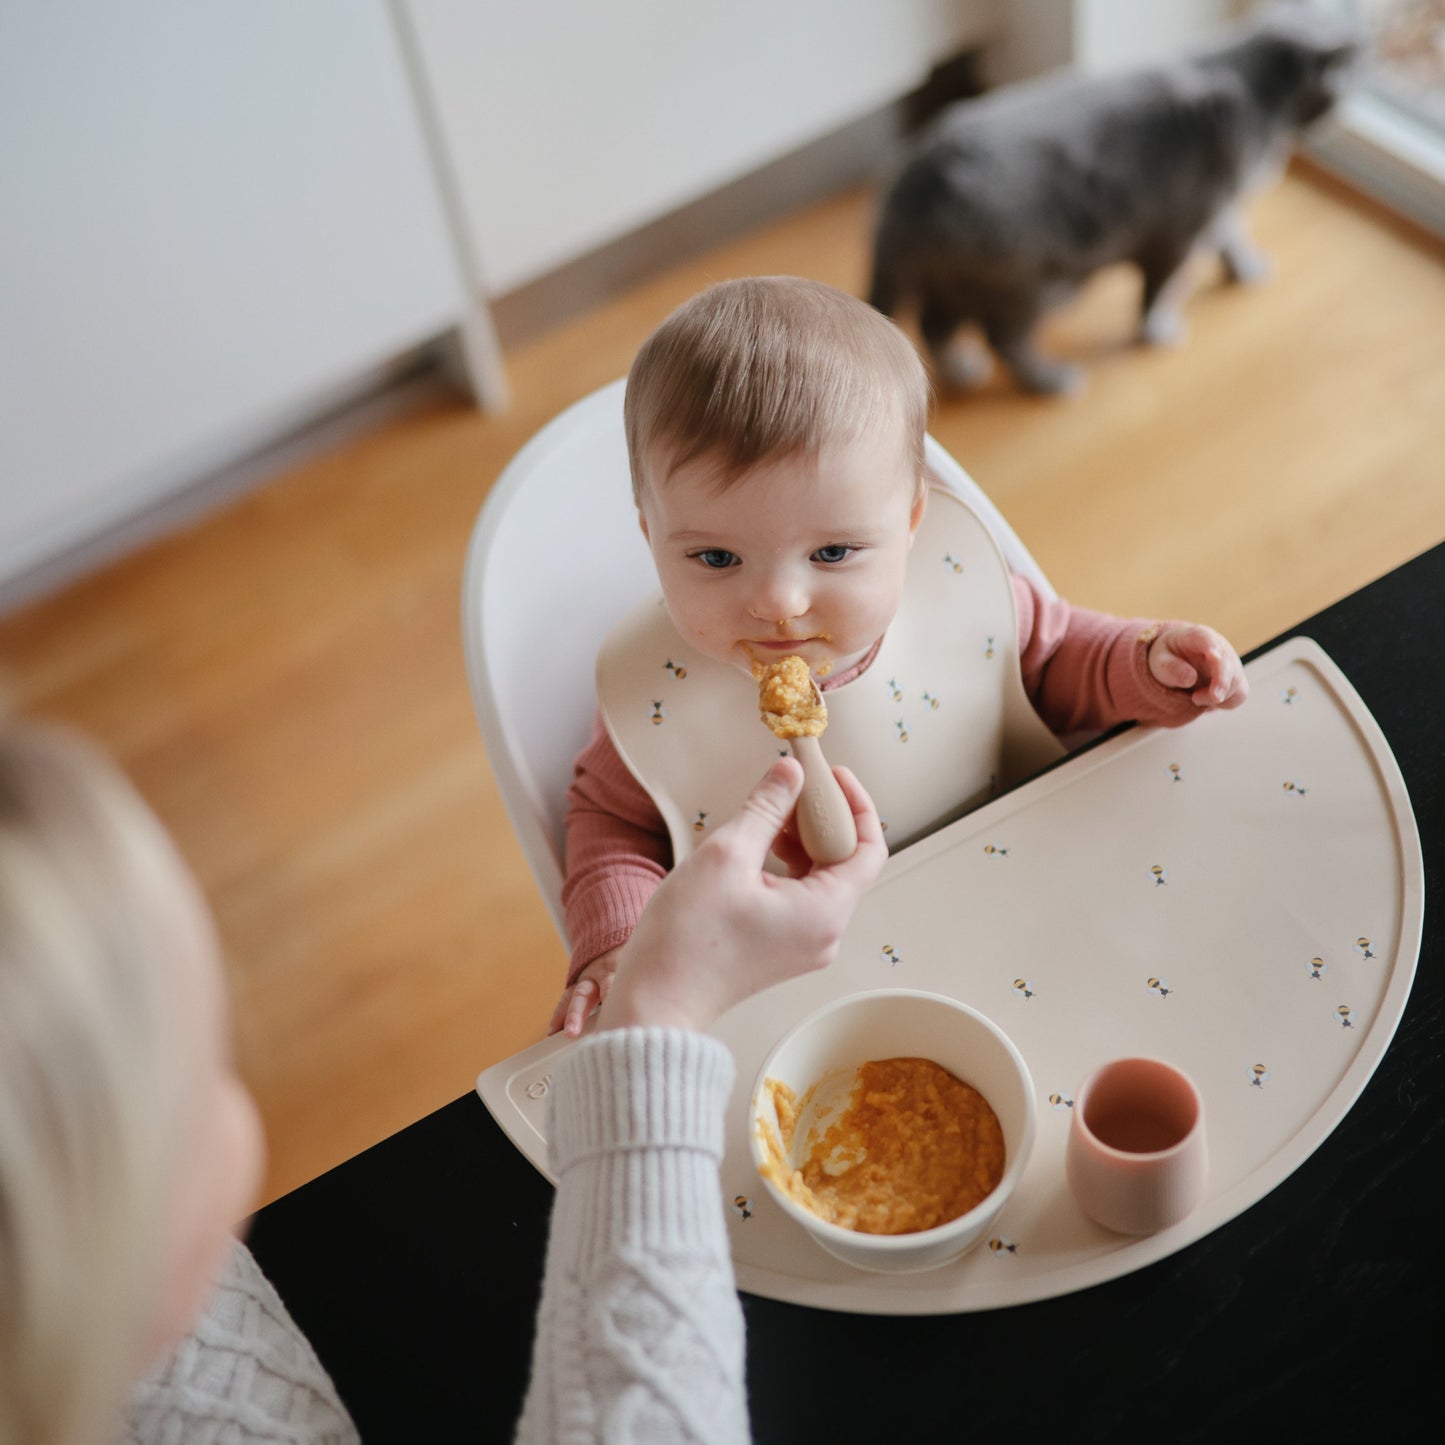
[514,1026,750,1445]
[122,1237,359,1444]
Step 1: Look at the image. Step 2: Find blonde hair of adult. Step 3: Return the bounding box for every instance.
[0,722,193,1445]
[623,275,931,499]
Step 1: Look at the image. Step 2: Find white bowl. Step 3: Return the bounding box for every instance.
[748,988,1036,1273]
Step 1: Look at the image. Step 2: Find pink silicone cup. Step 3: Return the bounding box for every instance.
[1065,1056,1208,1236]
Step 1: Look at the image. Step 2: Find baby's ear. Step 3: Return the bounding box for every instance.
[908,479,929,538]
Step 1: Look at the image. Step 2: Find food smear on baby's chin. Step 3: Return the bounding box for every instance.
[757,655,828,739]
[759,1059,1005,1235]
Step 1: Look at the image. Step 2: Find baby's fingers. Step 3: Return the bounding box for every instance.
[562,977,600,1037]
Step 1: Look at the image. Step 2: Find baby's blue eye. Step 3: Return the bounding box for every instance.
[813,544,853,564]
[696,549,738,569]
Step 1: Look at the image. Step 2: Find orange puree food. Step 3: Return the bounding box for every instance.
[756,655,827,739]
[760,1058,1005,1235]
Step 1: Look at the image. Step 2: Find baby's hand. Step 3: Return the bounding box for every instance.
[1147,624,1249,710]
[548,950,620,1038]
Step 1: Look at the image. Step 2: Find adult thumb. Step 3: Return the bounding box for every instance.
[721,757,804,861]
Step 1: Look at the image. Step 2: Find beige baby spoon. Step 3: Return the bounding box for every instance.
[756,656,858,865]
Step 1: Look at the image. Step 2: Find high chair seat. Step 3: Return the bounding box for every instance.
[461,377,1055,944]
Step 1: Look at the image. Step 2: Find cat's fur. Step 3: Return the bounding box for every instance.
[868,3,1358,394]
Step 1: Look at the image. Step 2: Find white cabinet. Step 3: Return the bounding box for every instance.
[1,0,1000,600]
[400,0,1000,295]
[0,0,479,596]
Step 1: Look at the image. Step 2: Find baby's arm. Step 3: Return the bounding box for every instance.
[554,712,671,1036]
[1013,578,1247,735]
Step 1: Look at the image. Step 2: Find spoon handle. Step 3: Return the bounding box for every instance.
[788,735,858,864]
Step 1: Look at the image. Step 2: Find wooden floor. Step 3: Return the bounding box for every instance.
[2,161,1442,1206]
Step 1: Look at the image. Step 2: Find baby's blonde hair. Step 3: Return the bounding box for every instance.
[623,276,931,500]
[0,721,192,1445]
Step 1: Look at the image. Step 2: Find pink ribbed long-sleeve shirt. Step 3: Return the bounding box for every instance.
[561,577,1199,985]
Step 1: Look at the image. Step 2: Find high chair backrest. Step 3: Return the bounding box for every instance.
[462,377,1055,945]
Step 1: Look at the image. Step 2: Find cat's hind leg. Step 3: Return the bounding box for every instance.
[1137,242,1198,348]
[984,304,1083,396]
[920,302,993,392]
[1212,206,1272,285]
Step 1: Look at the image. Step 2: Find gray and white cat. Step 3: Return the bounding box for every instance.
[868,3,1358,394]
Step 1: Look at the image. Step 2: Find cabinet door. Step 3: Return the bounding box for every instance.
[401,0,995,296]
[0,0,467,589]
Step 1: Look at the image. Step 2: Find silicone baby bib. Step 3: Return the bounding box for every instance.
[476,637,1423,1315]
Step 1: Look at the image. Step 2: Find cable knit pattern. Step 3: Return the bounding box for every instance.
[121,1239,358,1445]
[563,577,1198,980]
[515,1029,748,1445]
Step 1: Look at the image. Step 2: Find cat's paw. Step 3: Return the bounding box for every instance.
[1222,244,1273,286]
[938,337,994,392]
[1013,359,1085,396]
[1139,308,1189,348]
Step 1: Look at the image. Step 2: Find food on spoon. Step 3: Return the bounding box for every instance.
[757,654,827,739]
[758,1058,1005,1234]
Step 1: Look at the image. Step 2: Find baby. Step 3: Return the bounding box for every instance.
[553,276,1248,1036]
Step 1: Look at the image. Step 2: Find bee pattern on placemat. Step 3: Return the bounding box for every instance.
[1248,1064,1271,1088]
[1354,937,1375,960]
[943,552,964,574]
[649,700,667,726]
[983,636,996,659]
[731,1195,753,1221]
[1167,762,1183,784]
[1013,977,1035,1001]
[881,944,903,968]
[983,843,1009,858]
[1049,1091,1074,1111]
[988,1236,1018,1255]
[1147,976,1172,999]
[1307,956,1327,980]
[1282,780,1308,797]
[1150,864,1169,887]
[1335,1004,1355,1029]
[1281,685,1298,705]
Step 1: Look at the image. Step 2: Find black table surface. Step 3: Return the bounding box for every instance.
[248,543,1443,1443]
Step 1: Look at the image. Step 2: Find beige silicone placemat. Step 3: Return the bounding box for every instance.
[476,637,1423,1314]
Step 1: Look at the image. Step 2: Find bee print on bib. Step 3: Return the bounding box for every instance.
[663,658,688,680]
[649,700,667,726]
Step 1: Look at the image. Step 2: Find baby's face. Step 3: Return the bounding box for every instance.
[639,426,924,678]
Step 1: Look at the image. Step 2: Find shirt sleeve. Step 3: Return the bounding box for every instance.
[514,1028,749,1445]
[1012,575,1204,735]
[561,711,672,986]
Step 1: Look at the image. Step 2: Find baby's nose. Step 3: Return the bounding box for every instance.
[749,571,809,623]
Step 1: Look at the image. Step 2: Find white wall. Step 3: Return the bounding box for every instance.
[402,0,999,295]
[0,0,469,593]
[987,0,1241,83]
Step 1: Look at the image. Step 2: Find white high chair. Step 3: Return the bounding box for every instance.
[461,377,1055,945]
